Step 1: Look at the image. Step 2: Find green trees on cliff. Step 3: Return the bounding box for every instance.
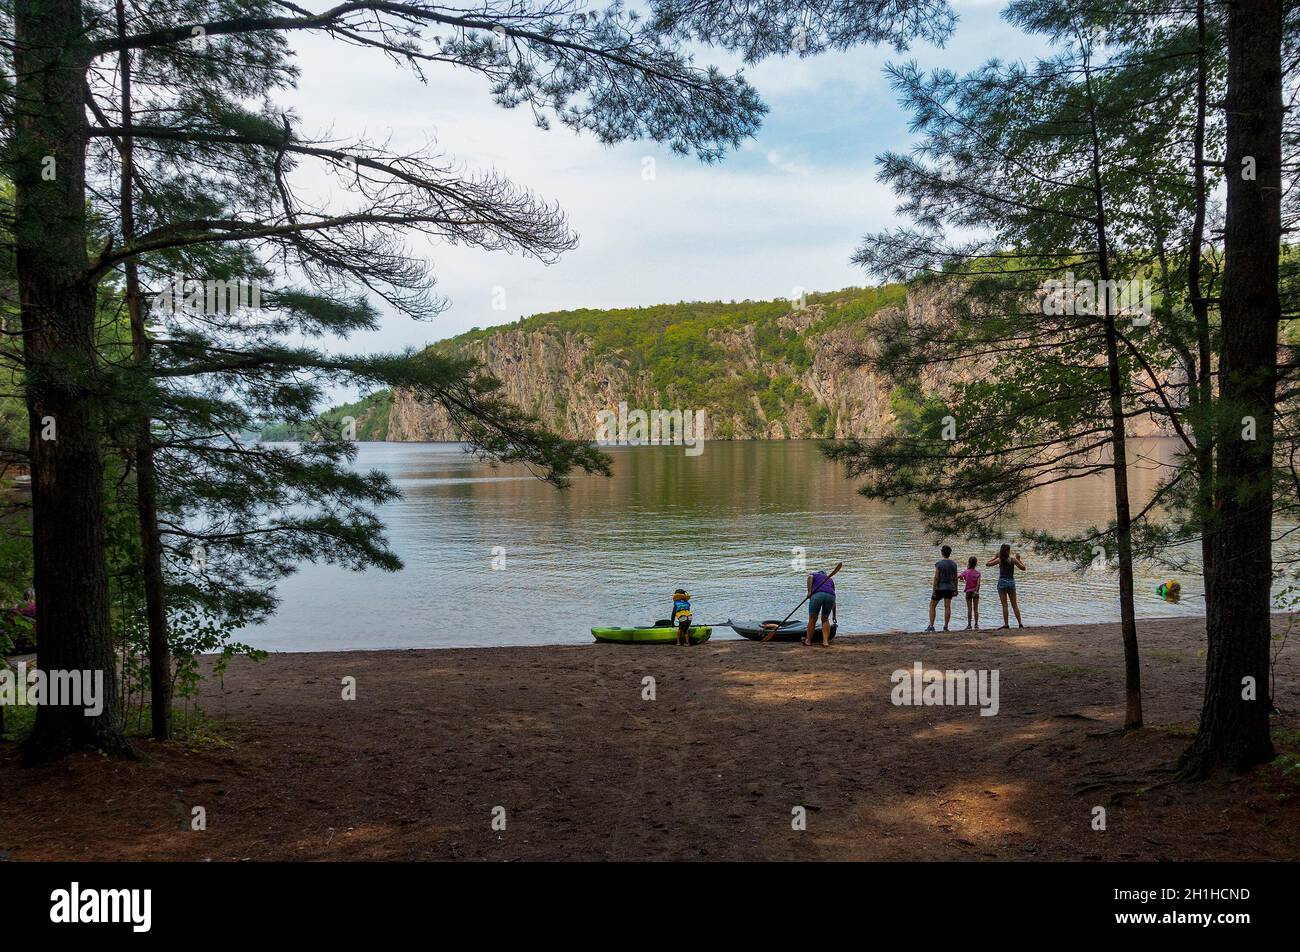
[451,286,906,438]
[296,285,908,442]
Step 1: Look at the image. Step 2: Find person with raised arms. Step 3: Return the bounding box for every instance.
[987,544,1026,629]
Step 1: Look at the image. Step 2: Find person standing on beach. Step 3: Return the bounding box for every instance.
[927,545,960,632]
[803,569,836,647]
[7,587,36,652]
[986,544,1026,629]
[958,557,981,630]
[13,588,34,623]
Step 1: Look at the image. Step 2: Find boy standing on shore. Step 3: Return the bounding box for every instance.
[927,545,959,632]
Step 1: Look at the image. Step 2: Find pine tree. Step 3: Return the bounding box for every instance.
[1178,0,1285,775]
[826,0,1228,729]
[2,0,956,759]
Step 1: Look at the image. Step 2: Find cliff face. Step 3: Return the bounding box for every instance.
[385,285,1165,442]
[386,326,651,441]
[388,291,931,442]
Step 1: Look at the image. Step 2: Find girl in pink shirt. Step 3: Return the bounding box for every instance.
[958,558,981,630]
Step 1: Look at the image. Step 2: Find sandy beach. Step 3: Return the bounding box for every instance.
[2,615,1298,861]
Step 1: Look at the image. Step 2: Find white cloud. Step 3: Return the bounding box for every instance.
[265,5,1042,376]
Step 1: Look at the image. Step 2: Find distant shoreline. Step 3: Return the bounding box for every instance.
[222,610,1220,655]
[257,435,1188,446]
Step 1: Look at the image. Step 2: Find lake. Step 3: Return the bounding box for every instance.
[244,439,1206,651]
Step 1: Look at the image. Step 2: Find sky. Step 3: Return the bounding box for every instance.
[280,0,1047,370]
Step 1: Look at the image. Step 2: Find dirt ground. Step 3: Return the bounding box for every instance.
[2,615,1298,861]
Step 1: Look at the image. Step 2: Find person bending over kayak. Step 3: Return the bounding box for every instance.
[927,545,959,632]
[803,570,836,647]
[671,589,693,646]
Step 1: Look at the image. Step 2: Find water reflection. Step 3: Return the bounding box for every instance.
[245,438,1208,651]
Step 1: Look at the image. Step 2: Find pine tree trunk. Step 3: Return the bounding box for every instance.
[1081,41,1143,729]
[1181,0,1281,776]
[134,421,171,741]
[1190,0,1216,615]
[115,0,172,742]
[14,0,130,760]
[1103,313,1143,730]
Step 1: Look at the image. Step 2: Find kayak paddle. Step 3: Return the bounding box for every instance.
[762,562,843,643]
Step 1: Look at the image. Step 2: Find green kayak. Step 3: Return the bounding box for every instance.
[592,625,712,645]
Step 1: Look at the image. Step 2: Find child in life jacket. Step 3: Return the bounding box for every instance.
[671,589,693,646]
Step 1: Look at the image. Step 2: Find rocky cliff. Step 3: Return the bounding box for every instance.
[388,326,660,441]
[384,284,1168,442]
[387,287,933,442]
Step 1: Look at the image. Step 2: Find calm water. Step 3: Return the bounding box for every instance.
[245,439,1206,651]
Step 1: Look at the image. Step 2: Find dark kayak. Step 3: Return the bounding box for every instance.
[727,619,838,642]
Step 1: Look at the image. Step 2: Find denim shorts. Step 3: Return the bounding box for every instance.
[997,577,1016,592]
[809,591,835,617]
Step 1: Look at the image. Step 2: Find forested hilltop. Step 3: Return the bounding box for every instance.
[260,391,393,442]
[281,284,943,442]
